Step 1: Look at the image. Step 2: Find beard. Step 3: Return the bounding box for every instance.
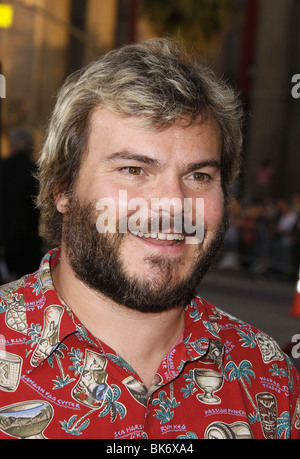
[62,194,229,313]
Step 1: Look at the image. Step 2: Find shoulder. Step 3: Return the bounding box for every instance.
[0,276,31,359]
[0,271,46,340]
[200,296,298,377]
[0,276,29,334]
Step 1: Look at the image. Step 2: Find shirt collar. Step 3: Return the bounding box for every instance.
[179,294,224,368]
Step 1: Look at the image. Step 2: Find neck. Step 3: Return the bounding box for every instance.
[51,248,185,389]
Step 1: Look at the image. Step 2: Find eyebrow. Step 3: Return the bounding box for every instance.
[104,150,220,172]
[185,160,221,173]
[104,150,161,167]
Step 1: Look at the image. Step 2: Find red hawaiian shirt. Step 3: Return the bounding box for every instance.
[0,248,299,440]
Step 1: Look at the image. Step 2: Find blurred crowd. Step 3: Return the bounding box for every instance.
[219,194,300,281]
[0,128,42,284]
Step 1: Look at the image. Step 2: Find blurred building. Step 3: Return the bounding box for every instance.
[0,0,299,200]
[0,0,117,156]
[240,0,300,202]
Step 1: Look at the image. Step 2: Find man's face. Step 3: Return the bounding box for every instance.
[58,108,227,312]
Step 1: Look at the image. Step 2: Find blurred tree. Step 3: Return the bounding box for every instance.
[141,0,242,46]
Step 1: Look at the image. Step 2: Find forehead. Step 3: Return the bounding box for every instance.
[86,108,221,162]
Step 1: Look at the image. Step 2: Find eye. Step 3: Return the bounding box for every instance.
[192,172,210,182]
[122,166,144,176]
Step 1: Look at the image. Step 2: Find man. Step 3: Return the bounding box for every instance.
[0,39,299,440]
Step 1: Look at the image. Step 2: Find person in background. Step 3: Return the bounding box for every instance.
[0,127,42,279]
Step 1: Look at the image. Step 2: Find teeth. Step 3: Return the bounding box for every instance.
[131,231,184,241]
[158,233,167,240]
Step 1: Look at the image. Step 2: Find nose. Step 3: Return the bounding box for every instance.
[150,173,188,224]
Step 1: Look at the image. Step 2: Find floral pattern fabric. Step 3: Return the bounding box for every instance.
[0,248,299,439]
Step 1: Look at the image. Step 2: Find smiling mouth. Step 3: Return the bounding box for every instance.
[129,230,185,246]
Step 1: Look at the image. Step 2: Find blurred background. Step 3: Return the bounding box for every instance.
[0,0,299,366]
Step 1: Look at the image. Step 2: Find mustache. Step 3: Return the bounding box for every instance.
[123,213,201,236]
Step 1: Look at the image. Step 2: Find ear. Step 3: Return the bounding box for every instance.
[54,190,69,214]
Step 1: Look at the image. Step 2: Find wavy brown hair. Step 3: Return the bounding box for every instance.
[36,38,243,245]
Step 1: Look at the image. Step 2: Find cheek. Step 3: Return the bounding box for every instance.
[76,166,121,202]
[203,192,224,229]
[96,189,147,235]
[113,190,147,228]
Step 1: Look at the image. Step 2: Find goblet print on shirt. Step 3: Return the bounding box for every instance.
[0,350,22,392]
[194,368,224,404]
[0,400,53,439]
